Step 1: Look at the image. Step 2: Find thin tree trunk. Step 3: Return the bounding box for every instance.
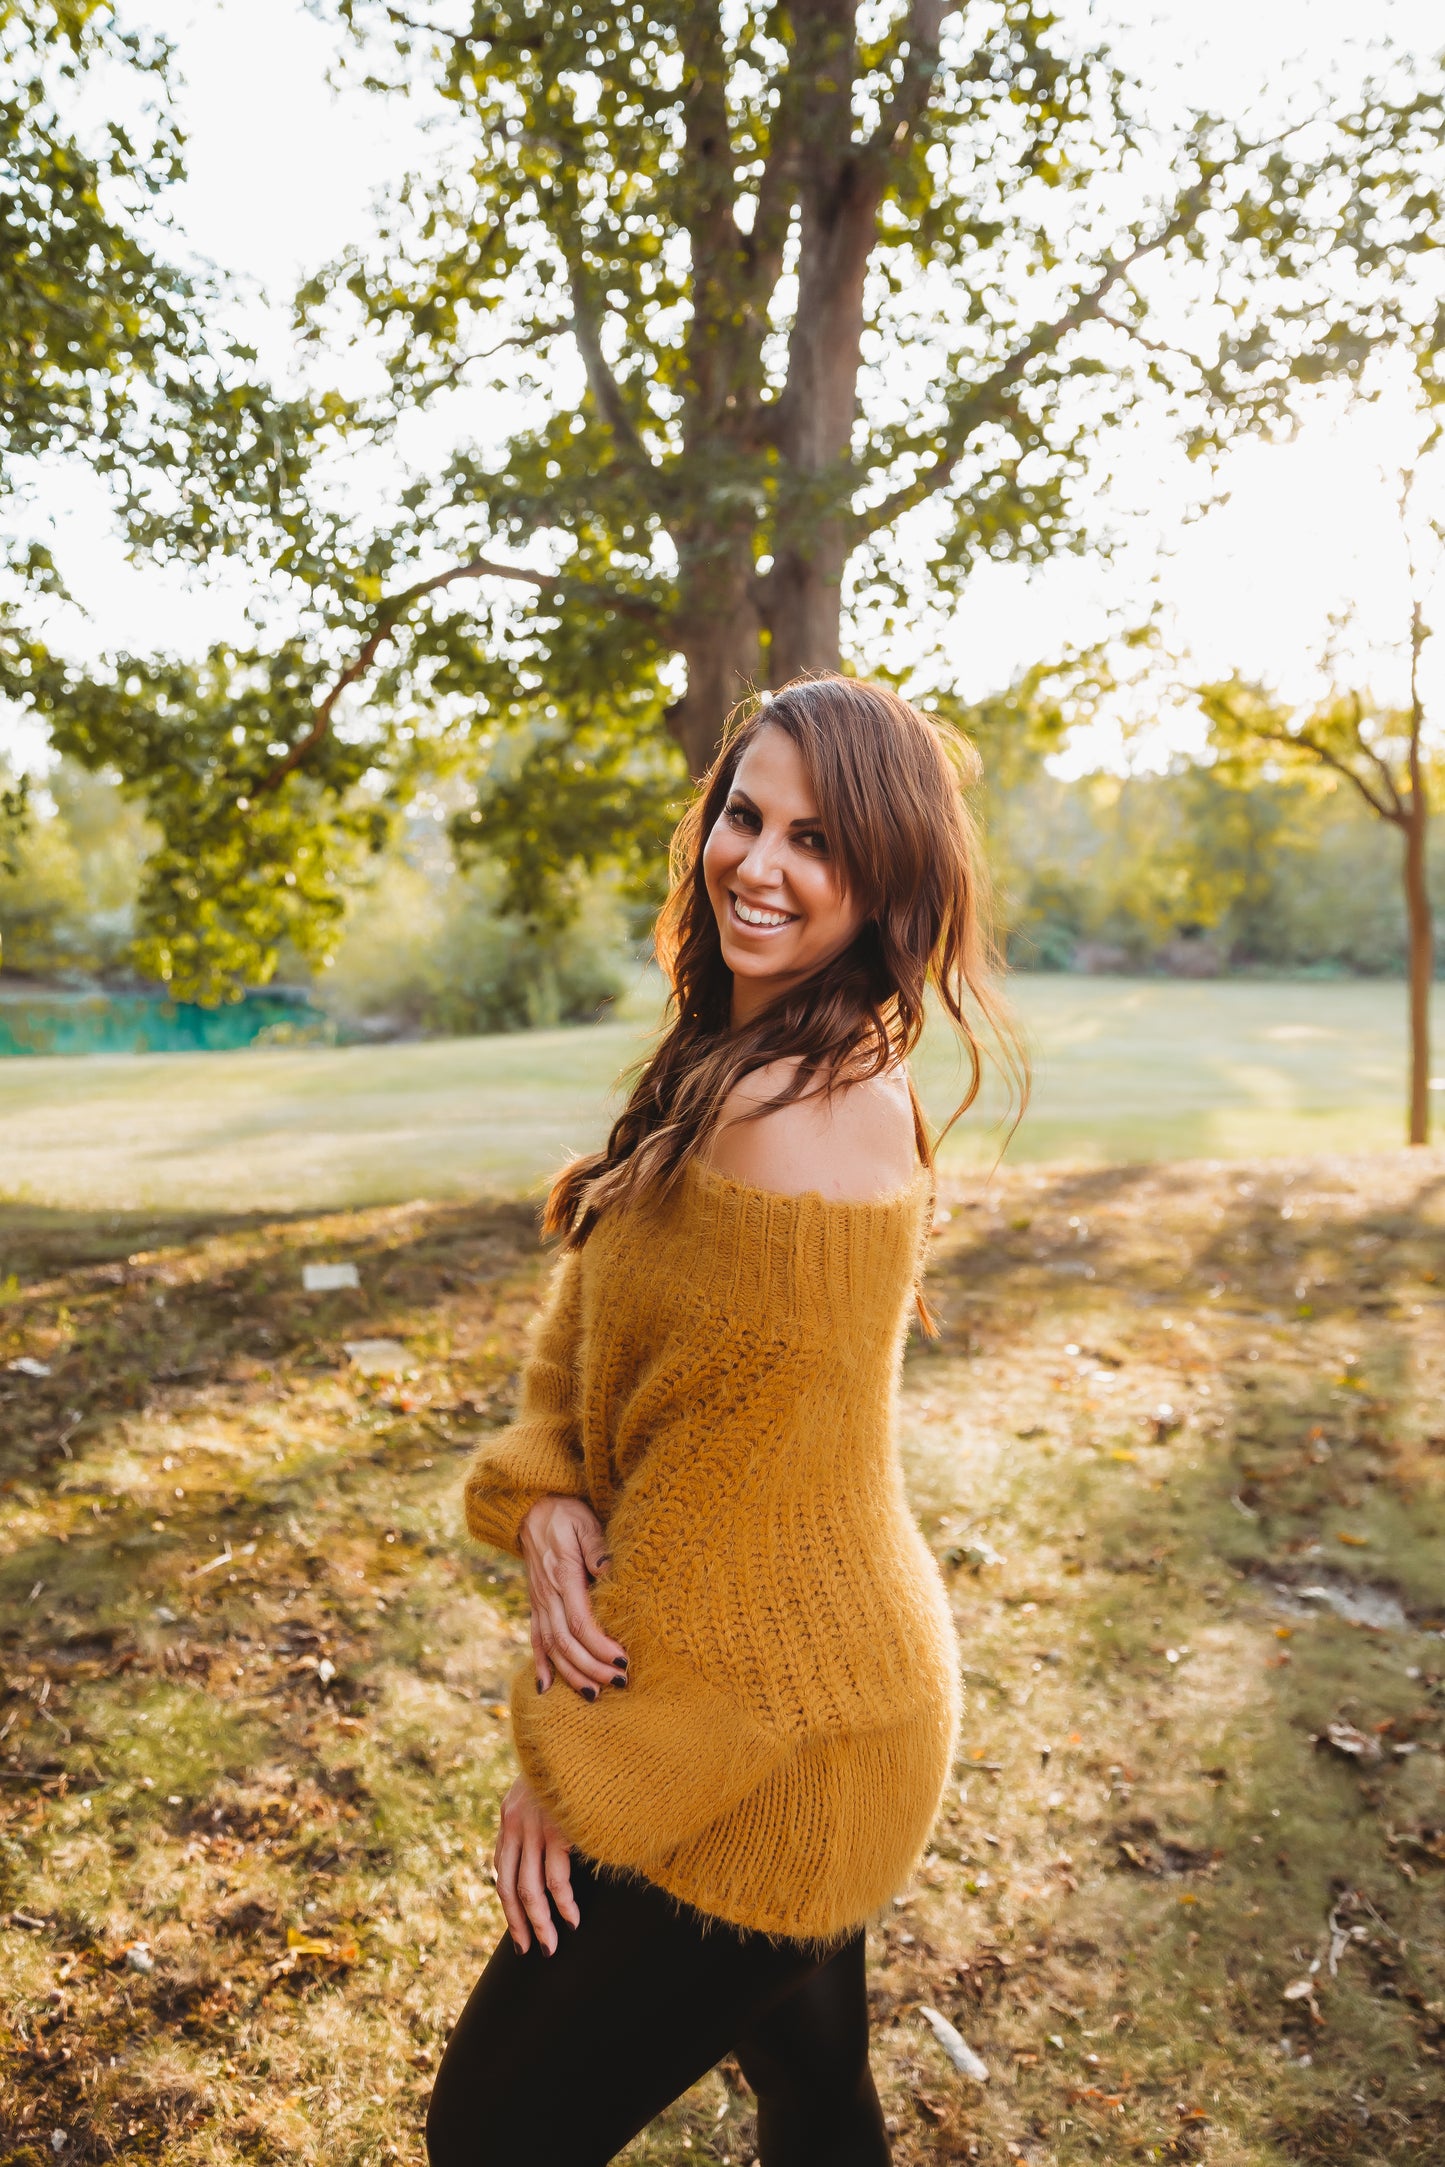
[1404,586,1432,1147]
[1404,790,1432,1148]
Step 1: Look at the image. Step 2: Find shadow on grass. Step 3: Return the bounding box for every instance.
[896,1155,1445,2163]
[0,1159,1441,2165]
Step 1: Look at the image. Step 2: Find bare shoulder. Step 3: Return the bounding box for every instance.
[706,1058,918,1202]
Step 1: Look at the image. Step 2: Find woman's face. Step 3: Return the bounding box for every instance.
[701,723,866,1024]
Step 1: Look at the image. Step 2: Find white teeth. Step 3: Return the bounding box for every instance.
[733,896,795,928]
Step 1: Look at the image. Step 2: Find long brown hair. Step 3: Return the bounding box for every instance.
[543,673,1026,1248]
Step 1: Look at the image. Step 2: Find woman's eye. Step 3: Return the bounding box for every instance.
[796,830,829,855]
[724,801,758,829]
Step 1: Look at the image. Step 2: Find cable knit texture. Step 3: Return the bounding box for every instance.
[463,1159,960,1941]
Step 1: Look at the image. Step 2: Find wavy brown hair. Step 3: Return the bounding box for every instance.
[543,673,1027,1250]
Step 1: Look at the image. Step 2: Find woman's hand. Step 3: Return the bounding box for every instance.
[493,1774,577,1956]
[519,1494,628,1698]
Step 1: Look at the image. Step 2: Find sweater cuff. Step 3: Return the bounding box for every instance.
[465,1473,571,1560]
[463,1424,589,1558]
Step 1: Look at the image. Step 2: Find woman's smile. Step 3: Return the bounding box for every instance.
[728,891,800,933]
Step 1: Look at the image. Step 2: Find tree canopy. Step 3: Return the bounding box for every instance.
[8,2,1445,998]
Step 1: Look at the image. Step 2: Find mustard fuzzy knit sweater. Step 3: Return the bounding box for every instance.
[463,1159,961,1942]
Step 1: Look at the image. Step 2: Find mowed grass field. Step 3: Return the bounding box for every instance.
[0,976,1421,1218]
[0,977,1442,2166]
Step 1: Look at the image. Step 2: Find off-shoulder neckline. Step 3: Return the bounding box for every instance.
[686,1154,933,1216]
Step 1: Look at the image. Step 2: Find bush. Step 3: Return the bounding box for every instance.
[993,765,1416,976]
[0,762,152,979]
[318,854,628,1037]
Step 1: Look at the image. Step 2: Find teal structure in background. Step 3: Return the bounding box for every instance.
[0,983,331,1057]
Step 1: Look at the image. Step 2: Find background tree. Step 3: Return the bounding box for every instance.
[0,2,356,986]
[1200,660,1437,1146]
[0,1,322,597]
[14,4,1445,997]
[1,3,183,524]
[1199,465,1440,1149]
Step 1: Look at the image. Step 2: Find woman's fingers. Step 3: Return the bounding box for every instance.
[537,1609,615,1696]
[544,1828,579,1931]
[552,1549,629,1670]
[538,1579,625,1695]
[494,1779,577,1960]
[560,1558,630,1671]
[518,1499,628,1694]
[528,1613,553,1695]
[516,1821,559,1955]
[577,1519,611,1579]
[493,1819,530,1955]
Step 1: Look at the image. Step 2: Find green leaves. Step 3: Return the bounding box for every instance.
[8,3,1445,1004]
[37,643,395,1004]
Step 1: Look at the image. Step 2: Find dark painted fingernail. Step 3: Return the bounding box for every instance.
[612,1656,628,1669]
[535,1678,545,1694]
[612,1675,626,1690]
[581,1686,597,1702]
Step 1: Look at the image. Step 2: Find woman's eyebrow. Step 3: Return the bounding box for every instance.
[728,787,822,827]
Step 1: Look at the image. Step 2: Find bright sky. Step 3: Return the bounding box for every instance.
[9,0,1445,776]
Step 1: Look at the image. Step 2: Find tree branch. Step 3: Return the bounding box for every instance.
[563,248,656,475]
[256,555,663,795]
[853,182,1214,538]
[1357,727,1408,820]
[400,315,569,406]
[1259,716,1404,826]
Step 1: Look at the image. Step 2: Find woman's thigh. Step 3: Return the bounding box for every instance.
[733,1935,891,2167]
[426,1857,822,2167]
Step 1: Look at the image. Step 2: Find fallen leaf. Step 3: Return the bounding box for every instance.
[285,1926,358,1962]
[918,2004,989,2082]
[1318,1721,1384,1765]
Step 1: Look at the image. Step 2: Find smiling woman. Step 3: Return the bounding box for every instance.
[429,676,1027,2167]
[541,676,1027,1248]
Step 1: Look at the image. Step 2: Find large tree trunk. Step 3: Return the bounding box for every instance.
[668,3,944,762]
[1404,793,1432,1146]
[764,542,847,686]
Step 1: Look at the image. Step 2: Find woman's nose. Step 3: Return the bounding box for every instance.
[737,828,785,885]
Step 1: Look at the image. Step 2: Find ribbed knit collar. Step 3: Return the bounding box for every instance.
[593,1155,938,1338]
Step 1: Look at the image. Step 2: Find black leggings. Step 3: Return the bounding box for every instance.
[426,1855,891,2166]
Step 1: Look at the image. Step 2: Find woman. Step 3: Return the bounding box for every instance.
[427,675,1021,2166]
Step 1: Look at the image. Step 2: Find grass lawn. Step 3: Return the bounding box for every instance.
[0,1146,1441,2165]
[0,976,1423,1217]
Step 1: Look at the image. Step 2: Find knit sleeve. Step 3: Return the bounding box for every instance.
[463,1250,588,1556]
